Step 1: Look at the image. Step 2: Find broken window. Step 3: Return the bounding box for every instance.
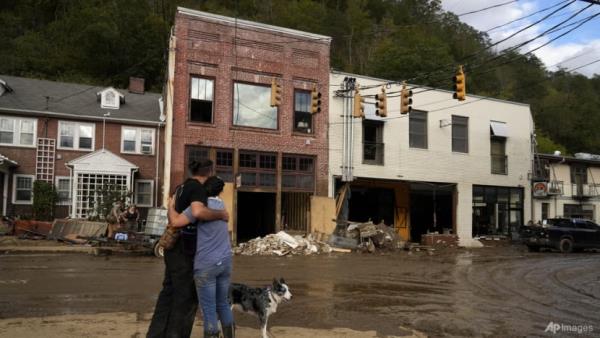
[190,77,214,123]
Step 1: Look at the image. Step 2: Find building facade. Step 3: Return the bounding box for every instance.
[532,153,600,223]
[164,8,331,242]
[328,71,534,246]
[0,75,164,219]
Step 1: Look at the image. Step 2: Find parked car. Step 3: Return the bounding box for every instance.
[520,218,600,253]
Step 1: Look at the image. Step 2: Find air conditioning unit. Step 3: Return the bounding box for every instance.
[141,144,153,154]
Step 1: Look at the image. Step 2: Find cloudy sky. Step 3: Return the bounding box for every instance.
[441,0,600,77]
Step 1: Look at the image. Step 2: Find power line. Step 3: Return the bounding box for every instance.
[484,1,569,32]
[457,0,519,17]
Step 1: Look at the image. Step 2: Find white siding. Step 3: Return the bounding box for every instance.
[328,72,534,246]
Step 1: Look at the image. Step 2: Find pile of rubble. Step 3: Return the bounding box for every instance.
[345,221,405,253]
[233,231,333,256]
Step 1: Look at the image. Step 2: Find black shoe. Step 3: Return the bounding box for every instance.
[222,324,235,338]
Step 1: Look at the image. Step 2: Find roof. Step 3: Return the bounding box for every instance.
[0,153,18,167]
[177,7,331,43]
[537,153,600,166]
[67,149,138,174]
[0,75,163,124]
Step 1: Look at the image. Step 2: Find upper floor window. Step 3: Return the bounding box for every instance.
[121,127,154,155]
[233,82,277,130]
[409,110,427,149]
[0,116,36,147]
[58,121,94,151]
[452,115,468,153]
[491,137,507,174]
[571,165,587,184]
[363,120,384,165]
[294,90,313,134]
[190,77,214,123]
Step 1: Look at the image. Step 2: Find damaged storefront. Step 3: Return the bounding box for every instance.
[334,177,457,245]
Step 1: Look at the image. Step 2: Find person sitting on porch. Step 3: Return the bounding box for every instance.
[106,201,124,239]
[121,204,140,231]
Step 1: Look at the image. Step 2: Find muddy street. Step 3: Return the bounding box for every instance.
[0,246,599,337]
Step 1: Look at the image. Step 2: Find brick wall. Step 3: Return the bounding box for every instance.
[0,115,164,218]
[170,11,330,195]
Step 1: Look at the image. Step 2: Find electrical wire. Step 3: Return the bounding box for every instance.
[456,0,519,17]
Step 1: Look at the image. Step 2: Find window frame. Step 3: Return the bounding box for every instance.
[57,121,95,151]
[134,179,154,207]
[189,75,215,124]
[120,126,155,155]
[490,136,508,175]
[232,81,279,131]
[570,165,588,184]
[0,116,37,148]
[362,120,384,165]
[12,174,35,205]
[451,115,469,153]
[293,89,314,134]
[238,150,277,188]
[282,154,315,192]
[55,176,72,206]
[409,110,428,149]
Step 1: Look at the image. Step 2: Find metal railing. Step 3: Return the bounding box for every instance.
[570,183,600,198]
[547,181,564,195]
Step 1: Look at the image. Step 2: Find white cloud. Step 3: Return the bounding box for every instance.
[441,0,600,77]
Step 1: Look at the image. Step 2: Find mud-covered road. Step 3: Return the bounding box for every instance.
[1,246,599,337]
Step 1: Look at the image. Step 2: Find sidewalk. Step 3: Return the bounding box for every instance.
[0,237,151,256]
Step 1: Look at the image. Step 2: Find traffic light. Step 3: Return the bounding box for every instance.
[353,89,365,118]
[400,82,412,115]
[375,87,387,117]
[452,65,466,101]
[270,78,282,107]
[311,85,322,114]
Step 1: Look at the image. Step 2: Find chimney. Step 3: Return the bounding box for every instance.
[129,77,145,94]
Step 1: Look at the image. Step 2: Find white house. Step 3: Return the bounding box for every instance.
[532,153,600,223]
[328,71,534,247]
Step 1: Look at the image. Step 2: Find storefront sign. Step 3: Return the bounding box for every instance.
[533,182,548,197]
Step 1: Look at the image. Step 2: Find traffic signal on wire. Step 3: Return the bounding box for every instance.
[311,85,322,114]
[375,87,387,117]
[400,82,412,114]
[452,65,466,101]
[353,89,365,118]
[270,79,282,107]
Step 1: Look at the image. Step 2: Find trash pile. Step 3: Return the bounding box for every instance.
[233,231,333,256]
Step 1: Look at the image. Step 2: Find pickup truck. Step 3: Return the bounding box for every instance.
[520,218,600,253]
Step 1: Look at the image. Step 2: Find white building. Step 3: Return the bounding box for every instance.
[532,153,600,223]
[328,71,534,247]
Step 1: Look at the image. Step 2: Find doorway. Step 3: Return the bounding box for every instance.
[236,191,276,242]
[410,183,454,242]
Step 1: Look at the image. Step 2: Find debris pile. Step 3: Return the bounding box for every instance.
[233,231,333,256]
[345,221,405,253]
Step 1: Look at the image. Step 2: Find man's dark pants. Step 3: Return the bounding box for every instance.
[147,239,197,338]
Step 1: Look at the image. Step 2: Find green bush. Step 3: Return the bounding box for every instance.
[32,180,57,221]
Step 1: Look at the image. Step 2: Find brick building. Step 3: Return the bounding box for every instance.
[0,75,164,219]
[164,8,331,242]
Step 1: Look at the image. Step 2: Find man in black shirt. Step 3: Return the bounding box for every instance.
[148,159,228,338]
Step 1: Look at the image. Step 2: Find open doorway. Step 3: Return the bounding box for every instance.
[236,191,276,242]
[410,183,454,242]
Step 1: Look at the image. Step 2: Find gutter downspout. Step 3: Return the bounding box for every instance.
[162,32,177,206]
[155,122,163,207]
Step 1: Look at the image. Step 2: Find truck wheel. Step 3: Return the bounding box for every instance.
[559,238,573,253]
[154,242,164,258]
[527,245,540,252]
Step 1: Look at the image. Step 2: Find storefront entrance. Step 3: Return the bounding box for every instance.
[472,185,523,238]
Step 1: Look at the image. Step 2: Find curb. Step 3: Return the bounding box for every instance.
[0,246,154,256]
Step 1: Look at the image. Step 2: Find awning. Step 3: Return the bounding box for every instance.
[490,121,508,137]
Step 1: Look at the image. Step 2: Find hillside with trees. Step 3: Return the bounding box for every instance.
[1,0,599,154]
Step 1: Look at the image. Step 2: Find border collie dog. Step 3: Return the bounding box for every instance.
[229,278,292,338]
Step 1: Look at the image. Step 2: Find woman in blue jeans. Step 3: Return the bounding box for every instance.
[168,176,234,338]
